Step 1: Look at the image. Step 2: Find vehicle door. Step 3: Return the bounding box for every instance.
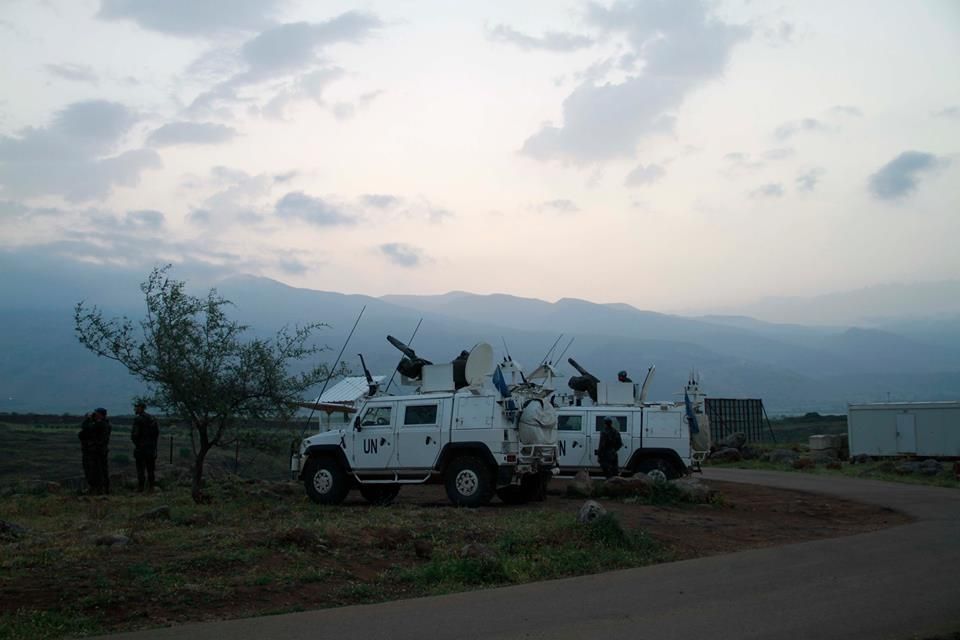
[397,400,443,469]
[555,410,588,471]
[586,412,630,469]
[353,401,397,469]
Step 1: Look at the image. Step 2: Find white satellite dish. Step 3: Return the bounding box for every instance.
[465,343,494,387]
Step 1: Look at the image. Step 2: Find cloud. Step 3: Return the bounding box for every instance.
[723,152,764,171]
[932,106,959,120]
[275,191,355,226]
[487,24,594,52]
[537,199,580,214]
[829,105,862,118]
[362,194,400,209]
[774,117,827,141]
[187,12,383,118]
[91,209,166,231]
[0,100,160,201]
[750,183,784,198]
[796,168,825,192]
[147,121,238,146]
[624,163,665,187]
[522,1,749,164]
[868,151,946,200]
[763,148,794,161]
[44,63,99,84]
[379,242,423,267]
[98,0,284,36]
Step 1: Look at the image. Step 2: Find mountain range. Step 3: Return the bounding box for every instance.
[1,255,957,415]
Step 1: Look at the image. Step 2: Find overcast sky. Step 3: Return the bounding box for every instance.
[1,0,958,312]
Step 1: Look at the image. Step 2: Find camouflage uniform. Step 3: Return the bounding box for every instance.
[131,407,160,491]
[597,418,623,479]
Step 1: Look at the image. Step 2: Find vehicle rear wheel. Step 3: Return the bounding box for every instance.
[444,456,494,507]
[634,457,676,483]
[359,484,401,505]
[303,456,350,505]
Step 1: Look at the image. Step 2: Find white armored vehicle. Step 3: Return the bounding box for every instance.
[552,359,708,481]
[295,337,558,507]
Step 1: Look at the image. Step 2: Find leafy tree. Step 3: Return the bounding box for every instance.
[74,266,333,503]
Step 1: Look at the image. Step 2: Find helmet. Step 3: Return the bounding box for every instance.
[603,416,615,425]
[617,370,628,379]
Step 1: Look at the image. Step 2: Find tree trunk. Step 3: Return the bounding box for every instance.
[191,445,211,504]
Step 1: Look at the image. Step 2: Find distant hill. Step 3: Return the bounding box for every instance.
[706,281,960,326]
[1,257,958,414]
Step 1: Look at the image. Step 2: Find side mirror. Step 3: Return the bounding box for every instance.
[354,416,362,432]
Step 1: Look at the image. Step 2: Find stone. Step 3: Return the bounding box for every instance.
[918,459,944,476]
[137,505,171,521]
[894,461,921,475]
[826,461,843,470]
[719,432,747,450]
[710,447,742,463]
[601,476,654,498]
[739,445,760,460]
[566,470,594,498]
[577,500,607,524]
[810,451,837,465]
[672,478,715,503]
[460,542,497,563]
[95,534,130,547]
[792,457,815,470]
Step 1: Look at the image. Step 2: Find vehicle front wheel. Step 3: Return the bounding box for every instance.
[444,456,494,507]
[359,484,401,505]
[303,456,350,505]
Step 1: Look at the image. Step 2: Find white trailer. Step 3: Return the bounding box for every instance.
[848,401,960,458]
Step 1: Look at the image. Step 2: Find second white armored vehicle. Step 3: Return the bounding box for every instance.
[295,338,559,507]
[552,359,708,481]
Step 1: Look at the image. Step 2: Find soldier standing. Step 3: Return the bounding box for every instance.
[597,416,623,479]
[131,401,160,492]
[78,408,111,494]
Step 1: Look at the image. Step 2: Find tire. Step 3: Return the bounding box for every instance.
[444,456,494,507]
[359,484,401,505]
[303,456,350,505]
[496,484,528,505]
[634,457,677,482]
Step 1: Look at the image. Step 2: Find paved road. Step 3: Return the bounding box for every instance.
[97,470,960,640]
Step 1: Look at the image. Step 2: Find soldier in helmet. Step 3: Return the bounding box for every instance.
[617,370,632,383]
[596,416,623,478]
[131,401,160,492]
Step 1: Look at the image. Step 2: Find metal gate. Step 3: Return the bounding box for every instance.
[704,398,775,444]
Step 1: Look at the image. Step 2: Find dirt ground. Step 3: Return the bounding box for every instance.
[383,478,911,558]
[0,477,911,637]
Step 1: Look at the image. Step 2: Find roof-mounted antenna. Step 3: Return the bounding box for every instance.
[539,334,564,367]
[555,336,575,365]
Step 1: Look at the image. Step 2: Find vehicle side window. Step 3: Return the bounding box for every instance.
[403,404,438,426]
[594,416,628,432]
[557,415,582,431]
[361,406,392,426]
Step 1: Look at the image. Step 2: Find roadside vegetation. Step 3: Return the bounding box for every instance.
[706,414,960,489]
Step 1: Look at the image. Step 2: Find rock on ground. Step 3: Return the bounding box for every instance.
[137,505,171,521]
[719,432,747,450]
[566,470,594,498]
[600,476,654,498]
[672,478,716,503]
[710,447,743,463]
[577,500,607,524]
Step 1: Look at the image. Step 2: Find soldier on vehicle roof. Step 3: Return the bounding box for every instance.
[131,401,160,492]
[617,370,632,383]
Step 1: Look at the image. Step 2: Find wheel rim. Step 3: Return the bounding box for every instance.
[647,469,668,484]
[455,469,479,496]
[313,469,334,494]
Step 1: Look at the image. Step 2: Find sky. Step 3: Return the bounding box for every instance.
[0,0,958,313]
